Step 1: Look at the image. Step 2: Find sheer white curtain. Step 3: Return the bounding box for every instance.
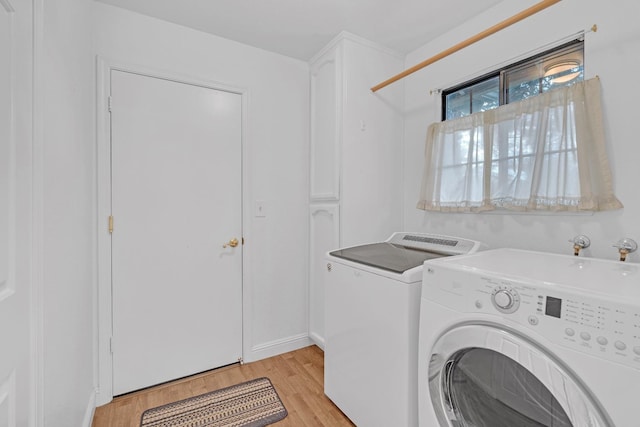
[417,77,623,212]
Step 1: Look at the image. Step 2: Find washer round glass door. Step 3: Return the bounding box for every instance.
[428,324,612,427]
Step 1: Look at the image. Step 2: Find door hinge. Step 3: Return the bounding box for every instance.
[108,215,114,234]
[109,337,114,354]
[242,237,245,245]
[108,96,113,112]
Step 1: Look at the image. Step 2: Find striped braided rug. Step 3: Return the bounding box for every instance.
[140,377,288,427]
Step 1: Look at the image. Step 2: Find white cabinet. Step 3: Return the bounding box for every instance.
[310,43,341,201]
[308,204,340,347]
[308,32,404,347]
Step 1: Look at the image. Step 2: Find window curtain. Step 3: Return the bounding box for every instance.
[417,77,623,212]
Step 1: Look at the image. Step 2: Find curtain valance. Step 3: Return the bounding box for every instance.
[417,77,623,212]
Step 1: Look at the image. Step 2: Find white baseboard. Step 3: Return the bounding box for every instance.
[82,389,96,427]
[245,333,313,363]
[309,331,325,350]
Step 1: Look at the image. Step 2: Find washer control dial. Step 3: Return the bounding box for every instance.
[491,286,521,314]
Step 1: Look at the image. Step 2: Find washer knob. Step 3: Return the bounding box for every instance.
[494,290,514,309]
[491,287,520,313]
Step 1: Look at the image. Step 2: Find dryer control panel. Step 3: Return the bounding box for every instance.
[424,266,640,371]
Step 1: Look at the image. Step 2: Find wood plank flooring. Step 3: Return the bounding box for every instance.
[92,345,354,427]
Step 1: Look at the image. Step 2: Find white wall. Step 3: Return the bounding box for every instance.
[92,2,311,367]
[402,0,640,261]
[340,36,404,247]
[40,0,96,425]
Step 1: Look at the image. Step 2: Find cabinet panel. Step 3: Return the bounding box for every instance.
[0,2,12,301]
[309,204,340,348]
[310,46,341,201]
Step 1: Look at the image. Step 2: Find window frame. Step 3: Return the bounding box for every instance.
[441,39,584,121]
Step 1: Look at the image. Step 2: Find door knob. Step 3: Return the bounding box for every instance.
[223,238,239,248]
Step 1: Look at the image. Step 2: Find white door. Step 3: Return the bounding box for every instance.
[110,70,243,395]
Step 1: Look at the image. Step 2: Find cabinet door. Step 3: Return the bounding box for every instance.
[310,45,342,201]
[309,204,340,347]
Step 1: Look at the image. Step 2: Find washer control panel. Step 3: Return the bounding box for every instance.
[425,267,640,370]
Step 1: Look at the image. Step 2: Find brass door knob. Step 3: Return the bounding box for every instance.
[223,238,239,248]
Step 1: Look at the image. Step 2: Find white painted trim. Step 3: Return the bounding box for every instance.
[309,30,403,64]
[31,0,45,424]
[339,31,404,59]
[94,56,111,406]
[309,38,338,66]
[240,79,253,380]
[309,332,325,350]
[246,334,313,363]
[95,57,250,406]
[81,390,95,427]
[97,57,247,97]
[0,0,16,306]
[0,0,14,13]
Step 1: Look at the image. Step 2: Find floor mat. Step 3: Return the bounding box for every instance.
[140,377,288,427]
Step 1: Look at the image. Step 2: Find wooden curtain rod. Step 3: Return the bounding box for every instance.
[371,0,562,92]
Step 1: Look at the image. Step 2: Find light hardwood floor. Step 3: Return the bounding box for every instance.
[92,345,354,427]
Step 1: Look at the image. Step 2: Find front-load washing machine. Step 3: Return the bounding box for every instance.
[325,232,484,427]
[419,248,640,427]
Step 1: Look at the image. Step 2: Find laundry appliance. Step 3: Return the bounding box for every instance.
[324,232,484,427]
[419,248,640,427]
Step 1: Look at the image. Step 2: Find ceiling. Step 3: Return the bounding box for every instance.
[94,0,504,61]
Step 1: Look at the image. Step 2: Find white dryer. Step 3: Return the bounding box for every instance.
[419,248,640,427]
[325,232,484,427]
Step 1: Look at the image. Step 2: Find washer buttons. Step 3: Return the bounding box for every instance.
[615,341,627,351]
[565,328,575,337]
[596,336,608,346]
[528,316,539,326]
[475,300,483,309]
[580,332,591,341]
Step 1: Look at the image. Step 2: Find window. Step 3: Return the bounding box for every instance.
[418,77,622,213]
[443,40,584,120]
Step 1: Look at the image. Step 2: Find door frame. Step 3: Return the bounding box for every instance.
[95,57,250,405]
